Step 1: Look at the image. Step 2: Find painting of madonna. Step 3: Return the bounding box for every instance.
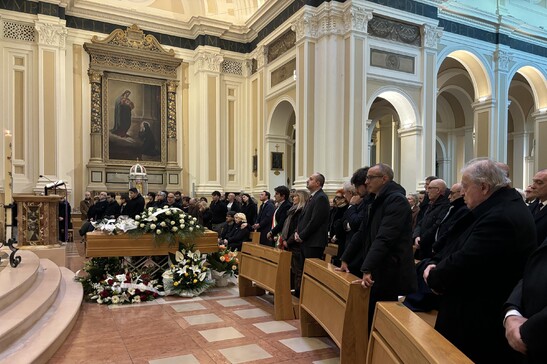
[107,79,163,163]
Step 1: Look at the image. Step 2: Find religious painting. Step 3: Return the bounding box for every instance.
[103,73,166,165]
[271,152,283,170]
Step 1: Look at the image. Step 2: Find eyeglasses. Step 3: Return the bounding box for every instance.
[365,175,383,180]
[449,190,461,195]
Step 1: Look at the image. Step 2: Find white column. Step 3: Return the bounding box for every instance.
[399,126,423,193]
[34,19,70,195]
[491,49,512,162]
[192,47,224,195]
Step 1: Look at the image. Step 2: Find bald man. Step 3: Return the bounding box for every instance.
[413,179,450,260]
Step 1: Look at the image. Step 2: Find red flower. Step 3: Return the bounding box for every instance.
[107,279,114,285]
[100,290,109,298]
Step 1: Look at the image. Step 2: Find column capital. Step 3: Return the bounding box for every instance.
[472,98,496,110]
[531,109,547,122]
[494,49,513,72]
[251,45,267,70]
[292,12,319,43]
[398,125,423,138]
[34,20,67,48]
[423,24,443,49]
[343,5,373,35]
[193,48,223,73]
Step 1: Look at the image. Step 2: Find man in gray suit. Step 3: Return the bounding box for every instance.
[294,172,330,296]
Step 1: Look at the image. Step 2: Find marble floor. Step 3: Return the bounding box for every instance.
[48,241,340,364]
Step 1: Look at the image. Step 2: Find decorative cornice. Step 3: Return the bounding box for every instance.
[194,49,224,73]
[423,24,443,49]
[90,24,174,56]
[84,25,182,79]
[291,12,318,43]
[35,21,67,48]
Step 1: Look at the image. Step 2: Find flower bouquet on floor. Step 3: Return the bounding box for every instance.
[77,257,163,305]
[206,245,239,286]
[162,243,214,297]
[133,206,205,245]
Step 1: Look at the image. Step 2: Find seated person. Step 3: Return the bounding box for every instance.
[221,212,250,251]
[219,211,237,242]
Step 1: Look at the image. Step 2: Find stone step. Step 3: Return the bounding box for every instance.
[0,259,61,352]
[0,267,83,364]
[0,250,40,311]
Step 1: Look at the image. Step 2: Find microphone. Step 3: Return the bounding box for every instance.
[40,174,54,182]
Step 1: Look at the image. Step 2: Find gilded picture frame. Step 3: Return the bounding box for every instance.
[103,72,167,166]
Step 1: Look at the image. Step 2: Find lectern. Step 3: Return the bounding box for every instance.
[14,195,62,245]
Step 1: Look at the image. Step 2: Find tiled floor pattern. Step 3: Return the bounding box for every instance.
[48,242,341,364]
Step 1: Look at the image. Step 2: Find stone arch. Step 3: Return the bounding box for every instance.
[366,87,420,191]
[266,98,296,189]
[437,48,493,101]
[508,65,547,111]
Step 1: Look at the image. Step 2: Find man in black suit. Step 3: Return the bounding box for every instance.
[252,191,275,246]
[504,236,547,363]
[294,173,330,294]
[424,158,536,364]
[528,169,547,246]
[267,185,293,246]
[342,164,416,327]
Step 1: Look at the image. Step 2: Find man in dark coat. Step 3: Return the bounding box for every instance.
[504,236,547,363]
[295,173,330,258]
[124,188,145,219]
[413,178,450,260]
[339,167,373,277]
[104,192,121,219]
[252,191,275,246]
[528,169,547,246]
[267,186,292,246]
[424,158,536,364]
[342,164,416,327]
[210,191,228,233]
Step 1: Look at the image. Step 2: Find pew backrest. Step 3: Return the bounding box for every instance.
[367,302,473,364]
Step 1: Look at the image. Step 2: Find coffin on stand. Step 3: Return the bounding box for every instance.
[85,230,219,257]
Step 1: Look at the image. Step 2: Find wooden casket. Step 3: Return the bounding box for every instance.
[85,230,218,257]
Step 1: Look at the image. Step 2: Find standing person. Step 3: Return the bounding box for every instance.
[210,191,228,233]
[145,192,156,209]
[240,193,257,228]
[416,176,438,224]
[406,193,420,232]
[328,188,349,265]
[504,236,547,363]
[294,173,330,296]
[342,164,417,327]
[424,158,536,363]
[413,179,450,260]
[79,191,93,221]
[110,90,134,138]
[226,192,241,212]
[528,169,547,246]
[198,201,212,230]
[252,191,275,246]
[279,190,309,295]
[125,187,145,218]
[104,192,121,219]
[267,186,293,246]
[58,195,72,242]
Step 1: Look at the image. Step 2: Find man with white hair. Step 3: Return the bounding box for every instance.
[424,158,536,363]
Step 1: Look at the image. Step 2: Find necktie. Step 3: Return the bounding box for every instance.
[536,202,544,215]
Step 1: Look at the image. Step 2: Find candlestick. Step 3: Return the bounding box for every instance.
[4,130,13,240]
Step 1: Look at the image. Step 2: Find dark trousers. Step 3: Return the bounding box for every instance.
[368,287,398,331]
[294,245,324,297]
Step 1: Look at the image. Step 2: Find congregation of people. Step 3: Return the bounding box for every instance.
[76,160,547,363]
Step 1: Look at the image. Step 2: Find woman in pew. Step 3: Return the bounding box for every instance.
[278,189,310,298]
[222,212,250,251]
[240,193,257,228]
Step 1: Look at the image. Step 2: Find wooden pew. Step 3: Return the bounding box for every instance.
[250,231,260,244]
[300,258,370,364]
[323,243,338,263]
[367,302,472,364]
[238,242,295,320]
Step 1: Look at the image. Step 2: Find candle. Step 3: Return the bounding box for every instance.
[4,130,12,240]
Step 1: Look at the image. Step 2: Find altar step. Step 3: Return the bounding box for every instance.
[0,251,83,364]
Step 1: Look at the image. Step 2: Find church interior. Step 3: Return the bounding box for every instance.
[1,0,546,363]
